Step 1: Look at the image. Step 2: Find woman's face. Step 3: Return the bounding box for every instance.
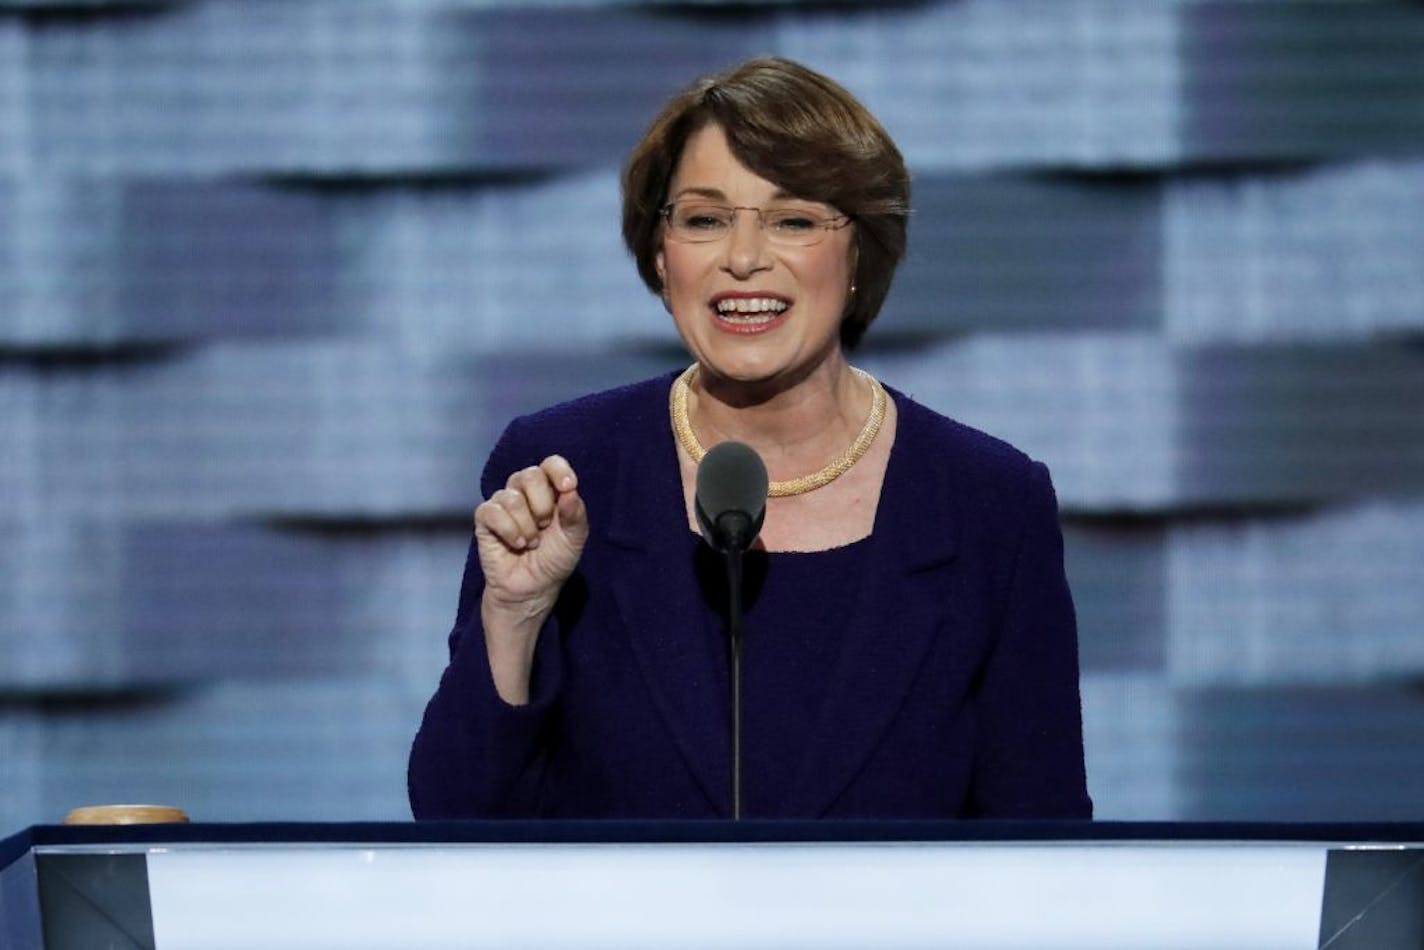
[655,123,856,390]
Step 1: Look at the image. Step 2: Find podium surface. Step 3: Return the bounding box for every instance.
[4,821,1422,948]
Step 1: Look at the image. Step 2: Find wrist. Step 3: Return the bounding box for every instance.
[481,588,557,632]
[480,590,554,706]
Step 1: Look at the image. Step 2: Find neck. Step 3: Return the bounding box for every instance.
[689,356,866,473]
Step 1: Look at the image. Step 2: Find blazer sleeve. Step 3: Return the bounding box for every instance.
[968,461,1094,819]
[407,418,566,819]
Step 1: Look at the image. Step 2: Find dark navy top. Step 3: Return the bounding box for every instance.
[409,372,1092,820]
[692,535,870,817]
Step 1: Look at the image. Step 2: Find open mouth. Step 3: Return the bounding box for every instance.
[712,296,791,333]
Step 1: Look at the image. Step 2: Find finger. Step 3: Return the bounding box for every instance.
[509,465,558,528]
[488,487,541,547]
[539,455,578,495]
[474,498,529,551]
[556,487,588,535]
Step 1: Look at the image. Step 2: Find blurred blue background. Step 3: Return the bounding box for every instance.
[2,0,1423,827]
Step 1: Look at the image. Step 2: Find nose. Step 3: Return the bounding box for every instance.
[721,209,772,279]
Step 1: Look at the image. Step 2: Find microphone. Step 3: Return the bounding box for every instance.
[694,440,767,821]
[695,440,768,554]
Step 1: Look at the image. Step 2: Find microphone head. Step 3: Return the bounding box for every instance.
[695,440,769,553]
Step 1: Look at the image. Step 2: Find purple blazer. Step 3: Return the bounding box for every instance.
[408,372,1092,820]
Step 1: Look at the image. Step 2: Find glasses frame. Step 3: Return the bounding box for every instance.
[659,201,852,247]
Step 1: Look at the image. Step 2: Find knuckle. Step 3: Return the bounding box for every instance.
[494,488,527,511]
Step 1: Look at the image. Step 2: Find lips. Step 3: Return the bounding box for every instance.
[710,293,791,334]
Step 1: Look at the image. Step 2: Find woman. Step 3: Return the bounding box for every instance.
[409,57,1092,820]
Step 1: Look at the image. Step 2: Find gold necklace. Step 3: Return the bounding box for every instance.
[669,363,888,498]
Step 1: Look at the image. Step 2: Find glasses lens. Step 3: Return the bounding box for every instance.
[763,209,826,246]
[668,203,732,241]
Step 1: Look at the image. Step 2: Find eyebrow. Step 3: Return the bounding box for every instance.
[670,186,811,204]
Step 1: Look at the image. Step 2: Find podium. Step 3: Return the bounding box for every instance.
[4,821,1422,948]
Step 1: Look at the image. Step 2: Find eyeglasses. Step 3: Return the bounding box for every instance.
[660,201,851,248]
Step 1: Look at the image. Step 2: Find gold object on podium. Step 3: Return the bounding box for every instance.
[64,804,190,825]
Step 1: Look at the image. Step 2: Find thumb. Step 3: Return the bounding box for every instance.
[556,488,588,538]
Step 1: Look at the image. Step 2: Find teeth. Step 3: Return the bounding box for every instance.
[715,297,788,315]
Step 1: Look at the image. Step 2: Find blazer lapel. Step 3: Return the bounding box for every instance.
[605,393,731,814]
[782,393,959,817]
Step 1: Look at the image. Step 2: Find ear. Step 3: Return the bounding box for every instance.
[843,235,861,318]
[655,245,671,311]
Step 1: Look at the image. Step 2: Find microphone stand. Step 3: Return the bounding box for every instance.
[716,510,754,821]
[726,542,744,821]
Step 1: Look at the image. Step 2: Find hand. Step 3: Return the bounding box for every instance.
[474,455,589,621]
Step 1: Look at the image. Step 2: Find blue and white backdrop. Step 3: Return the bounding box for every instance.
[2,0,1423,826]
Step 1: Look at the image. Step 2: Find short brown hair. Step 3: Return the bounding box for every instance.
[621,57,910,349]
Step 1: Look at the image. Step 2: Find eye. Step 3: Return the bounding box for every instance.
[677,204,732,232]
[766,210,821,233]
